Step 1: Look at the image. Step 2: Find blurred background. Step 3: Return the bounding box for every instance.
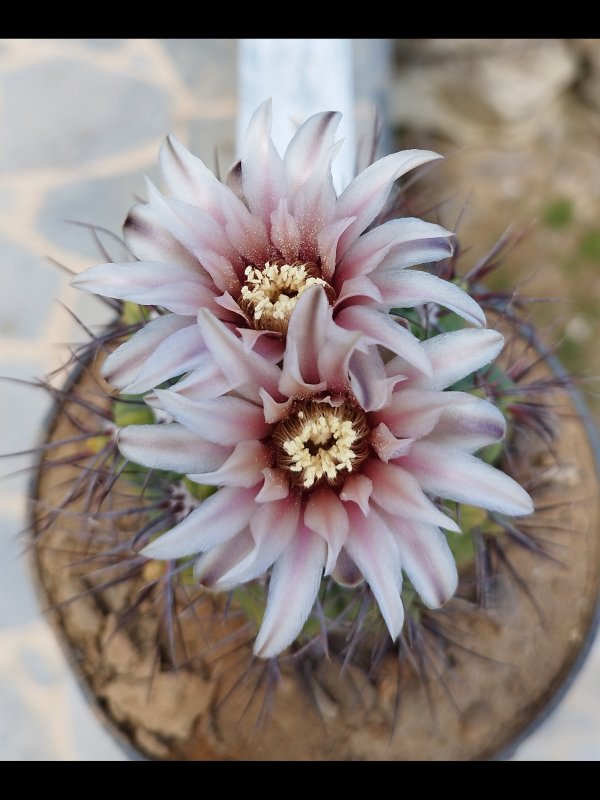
[0,38,599,760]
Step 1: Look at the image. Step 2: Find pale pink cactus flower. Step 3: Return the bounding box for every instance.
[118,287,533,659]
[72,100,484,396]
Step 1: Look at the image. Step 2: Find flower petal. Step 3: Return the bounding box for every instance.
[187,440,270,488]
[363,459,460,532]
[336,217,453,284]
[284,110,341,193]
[373,270,486,327]
[255,468,290,502]
[279,287,329,396]
[142,486,259,559]
[254,525,326,658]
[212,497,301,589]
[392,329,505,391]
[258,389,293,424]
[241,99,286,229]
[370,422,414,462]
[372,389,473,439]
[344,505,404,640]
[304,486,349,575]
[336,305,432,376]
[153,389,269,445]
[194,530,256,589]
[270,198,301,263]
[401,441,534,516]
[425,395,506,452]
[146,182,242,292]
[101,314,194,390]
[348,347,401,413]
[339,474,373,516]
[170,355,235,401]
[331,547,364,588]
[334,275,383,309]
[118,423,230,473]
[197,308,282,400]
[382,513,458,608]
[123,202,200,269]
[71,261,213,315]
[123,323,205,394]
[317,217,356,282]
[336,149,442,256]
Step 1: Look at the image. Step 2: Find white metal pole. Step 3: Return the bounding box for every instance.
[237,39,356,191]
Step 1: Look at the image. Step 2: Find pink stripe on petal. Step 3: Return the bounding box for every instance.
[401,442,534,516]
[142,486,259,559]
[382,513,458,608]
[153,389,269,446]
[254,525,326,659]
[101,314,194,389]
[336,305,432,376]
[344,505,404,640]
[187,440,270,488]
[372,270,486,327]
[336,217,453,284]
[118,423,230,474]
[304,487,349,575]
[336,149,442,257]
[364,459,460,532]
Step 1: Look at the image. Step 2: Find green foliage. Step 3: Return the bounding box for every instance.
[182,477,218,501]
[542,197,574,229]
[113,396,154,427]
[579,229,600,263]
[121,301,148,326]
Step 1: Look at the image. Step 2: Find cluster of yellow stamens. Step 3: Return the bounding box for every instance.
[274,401,369,489]
[239,261,328,332]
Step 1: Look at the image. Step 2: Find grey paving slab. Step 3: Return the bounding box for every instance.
[0,59,171,171]
[0,237,60,340]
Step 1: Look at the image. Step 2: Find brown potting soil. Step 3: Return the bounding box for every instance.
[30,348,600,761]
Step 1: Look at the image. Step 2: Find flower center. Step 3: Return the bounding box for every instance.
[273,400,369,489]
[239,260,330,333]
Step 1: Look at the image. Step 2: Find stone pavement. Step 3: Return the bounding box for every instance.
[0,38,598,761]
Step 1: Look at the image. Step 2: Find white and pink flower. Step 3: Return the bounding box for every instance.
[118,288,533,659]
[71,100,483,396]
